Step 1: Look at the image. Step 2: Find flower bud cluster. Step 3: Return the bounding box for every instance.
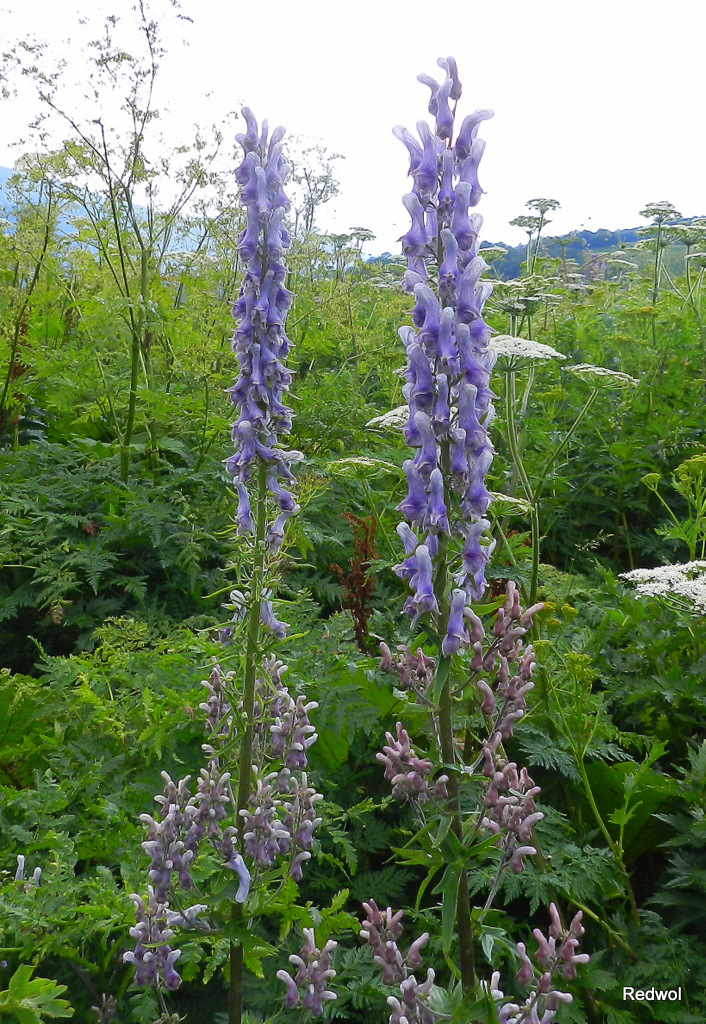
[277,927,337,1017]
[377,722,448,803]
[139,772,198,901]
[224,108,301,556]
[360,901,437,1024]
[90,995,117,1023]
[379,641,436,701]
[491,904,589,1023]
[199,660,232,740]
[123,887,182,991]
[238,767,322,880]
[236,656,323,879]
[473,582,543,744]
[480,762,543,875]
[393,58,497,645]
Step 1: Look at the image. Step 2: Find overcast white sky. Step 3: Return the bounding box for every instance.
[2,0,705,252]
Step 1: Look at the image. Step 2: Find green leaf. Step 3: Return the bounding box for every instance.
[0,966,73,1020]
[433,863,462,955]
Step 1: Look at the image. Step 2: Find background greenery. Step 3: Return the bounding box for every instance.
[1,47,705,1023]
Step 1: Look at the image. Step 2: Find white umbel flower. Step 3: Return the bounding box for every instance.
[491,335,566,365]
[564,364,639,387]
[620,561,706,614]
[365,406,408,430]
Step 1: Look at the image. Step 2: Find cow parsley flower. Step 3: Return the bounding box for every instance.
[366,406,409,430]
[491,336,566,365]
[564,363,638,387]
[620,561,706,614]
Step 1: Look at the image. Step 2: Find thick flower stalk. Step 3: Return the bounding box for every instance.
[393,56,497,642]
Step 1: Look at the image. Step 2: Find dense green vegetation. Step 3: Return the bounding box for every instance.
[2,149,705,1022]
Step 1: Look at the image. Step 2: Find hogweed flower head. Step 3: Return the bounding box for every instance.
[563,363,639,388]
[620,561,706,614]
[393,58,496,651]
[491,336,566,367]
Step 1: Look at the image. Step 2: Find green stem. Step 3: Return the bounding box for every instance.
[534,389,599,499]
[504,370,539,602]
[229,463,268,1024]
[0,184,54,424]
[434,444,475,996]
[566,898,639,961]
[576,758,639,922]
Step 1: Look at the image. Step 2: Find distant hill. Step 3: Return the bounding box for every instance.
[480,227,642,279]
[2,164,702,280]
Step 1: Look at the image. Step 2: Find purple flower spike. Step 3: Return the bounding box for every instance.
[393,59,496,615]
[227,107,302,638]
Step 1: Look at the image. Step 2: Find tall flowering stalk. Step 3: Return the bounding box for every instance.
[362,60,589,1014]
[391,56,497,995]
[224,105,301,1024]
[125,109,334,1024]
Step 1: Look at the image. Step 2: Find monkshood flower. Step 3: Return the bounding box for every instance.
[277,928,337,1016]
[393,58,497,651]
[224,108,302,639]
[14,854,41,888]
[490,904,589,1023]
